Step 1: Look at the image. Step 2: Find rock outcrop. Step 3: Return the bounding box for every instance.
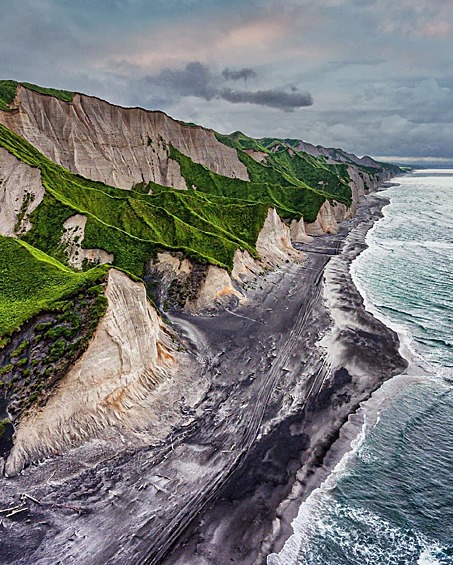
[305,200,349,236]
[0,86,249,190]
[61,214,114,269]
[288,138,386,170]
[0,147,45,236]
[5,269,186,476]
[290,218,313,243]
[303,163,395,237]
[256,208,302,265]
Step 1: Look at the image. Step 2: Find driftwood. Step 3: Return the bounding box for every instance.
[0,505,24,515]
[21,493,41,505]
[150,482,167,493]
[6,507,28,519]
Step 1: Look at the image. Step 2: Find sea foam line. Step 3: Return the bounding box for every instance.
[267,410,370,565]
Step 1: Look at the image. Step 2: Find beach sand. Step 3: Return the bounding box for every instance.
[0,187,407,565]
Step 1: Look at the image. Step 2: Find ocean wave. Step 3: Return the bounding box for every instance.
[269,497,450,565]
[350,258,430,372]
[365,239,453,254]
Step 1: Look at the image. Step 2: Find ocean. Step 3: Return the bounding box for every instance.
[269,170,453,564]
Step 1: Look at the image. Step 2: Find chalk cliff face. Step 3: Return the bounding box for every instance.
[0,86,249,189]
[0,82,401,476]
[146,207,303,313]
[286,138,385,170]
[0,147,45,236]
[256,208,302,265]
[303,165,396,237]
[305,200,349,236]
[5,269,187,476]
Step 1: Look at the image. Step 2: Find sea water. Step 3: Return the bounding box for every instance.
[269,170,453,564]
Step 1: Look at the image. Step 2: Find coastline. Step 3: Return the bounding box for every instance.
[349,189,432,378]
[269,169,453,564]
[163,184,408,564]
[0,179,409,565]
[267,185,421,563]
[260,187,411,562]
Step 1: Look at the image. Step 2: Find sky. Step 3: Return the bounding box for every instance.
[1,0,452,161]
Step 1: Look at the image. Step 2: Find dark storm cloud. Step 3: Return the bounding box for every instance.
[221,88,313,111]
[222,68,257,81]
[148,62,216,100]
[140,62,313,111]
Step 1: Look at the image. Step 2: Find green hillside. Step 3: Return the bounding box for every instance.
[0,85,398,339]
[0,236,108,339]
[0,122,356,280]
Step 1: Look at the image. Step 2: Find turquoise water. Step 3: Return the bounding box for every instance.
[269,170,453,565]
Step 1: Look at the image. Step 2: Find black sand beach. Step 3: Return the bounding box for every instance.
[0,188,407,565]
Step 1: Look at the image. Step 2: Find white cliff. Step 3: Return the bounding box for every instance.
[0,147,45,236]
[5,269,191,476]
[0,86,249,190]
[256,208,303,265]
[148,208,303,313]
[305,200,349,236]
[290,217,313,243]
[61,214,114,269]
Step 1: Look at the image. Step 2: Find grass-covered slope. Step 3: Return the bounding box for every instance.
[0,124,270,276]
[0,115,369,287]
[215,131,353,203]
[0,235,108,339]
[0,87,397,339]
[0,236,109,429]
[169,145,348,221]
[0,79,74,110]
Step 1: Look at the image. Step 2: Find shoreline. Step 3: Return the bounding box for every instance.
[349,187,432,378]
[259,186,411,561]
[163,183,409,564]
[0,179,408,565]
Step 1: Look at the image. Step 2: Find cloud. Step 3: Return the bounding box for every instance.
[147,62,216,100]
[139,61,313,111]
[221,88,313,110]
[222,67,257,81]
[1,0,453,158]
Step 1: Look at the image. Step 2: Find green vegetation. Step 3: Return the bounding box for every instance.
[0,282,109,420]
[169,144,339,222]
[10,340,29,358]
[21,82,74,102]
[0,124,269,275]
[0,80,74,110]
[0,364,13,377]
[0,80,18,110]
[0,122,357,280]
[0,235,108,338]
[0,418,10,439]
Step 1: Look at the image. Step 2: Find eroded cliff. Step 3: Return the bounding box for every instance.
[0,86,249,189]
[0,79,400,480]
[4,269,192,476]
[145,207,303,313]
[0,147,44,236]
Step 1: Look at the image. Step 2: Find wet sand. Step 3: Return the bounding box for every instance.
[0,188,407,565]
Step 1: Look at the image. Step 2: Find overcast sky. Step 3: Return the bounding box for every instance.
[1,0,452,160]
